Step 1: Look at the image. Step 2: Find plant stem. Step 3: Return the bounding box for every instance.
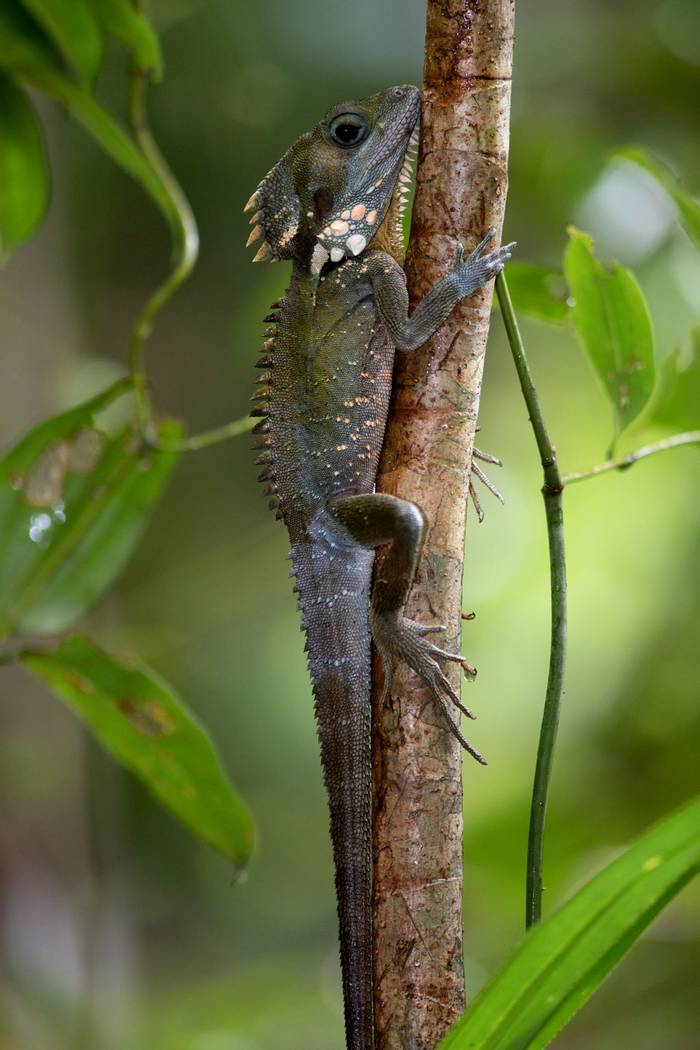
[83,374,135,410]
[151,413,255,452]
[126,68,253,458]
[495,272,568,929]
[563,431,700,484]
[127,66,199,439]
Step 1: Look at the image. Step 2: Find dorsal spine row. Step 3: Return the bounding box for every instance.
[251,298,286,518]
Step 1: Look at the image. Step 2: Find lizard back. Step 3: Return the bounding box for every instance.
[266,259,394,534]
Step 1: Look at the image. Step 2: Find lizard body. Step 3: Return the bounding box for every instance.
[245,85,512,1050]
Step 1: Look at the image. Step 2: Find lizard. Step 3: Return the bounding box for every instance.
[244,84,513,1050]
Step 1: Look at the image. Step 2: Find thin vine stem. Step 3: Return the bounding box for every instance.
[126,67,255,456]
[153,414,255,452]
[563,430,700,484]
[127,65,199,440]
[495,271,567,929]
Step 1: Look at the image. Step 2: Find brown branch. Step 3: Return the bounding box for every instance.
[372,2,515,1048]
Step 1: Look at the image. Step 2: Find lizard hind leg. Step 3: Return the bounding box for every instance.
[331,493,486,765]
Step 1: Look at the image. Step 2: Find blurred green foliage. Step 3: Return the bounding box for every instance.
[0,384,179,636]
[0,71,49,258]
[565,227,656,443]
[0,0,172,233]
[441,795,700,1050]
[646,327,700,434]
[22,636,255,869]
[1,0,700,1048]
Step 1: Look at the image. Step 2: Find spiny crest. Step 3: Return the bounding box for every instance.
[244,146,299,262]
[251,299,285,520]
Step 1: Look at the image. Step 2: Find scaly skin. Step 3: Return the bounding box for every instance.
[245,85,513,1050]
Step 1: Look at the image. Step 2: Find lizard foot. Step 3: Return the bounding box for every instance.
[470,444,505,523]
[371,612,486,764]
[453,230,516,296]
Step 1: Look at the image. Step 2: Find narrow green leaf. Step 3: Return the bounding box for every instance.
[27,68,171,220]
[615,147,700,251]
[564,227,655,441]
[494,263,569,326]
[0,8,171,222]
[0,3,62,75]
[90,0,162,79]
[645,328,700,436]
[0,378,130,476]
[0,73,49,258]
[0,381,180,637]
[21,635,256,869]
[439,796,700,1050]
[19,0,103,85]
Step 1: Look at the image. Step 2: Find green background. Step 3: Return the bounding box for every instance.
[1,0,699,1047]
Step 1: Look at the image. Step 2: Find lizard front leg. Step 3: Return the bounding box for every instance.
[365,231,514,351]
[330,493,485,764]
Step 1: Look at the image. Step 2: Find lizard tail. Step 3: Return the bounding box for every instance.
[314,652,374,1050]
[297,552,375,1050]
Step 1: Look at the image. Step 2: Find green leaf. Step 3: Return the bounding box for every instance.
[439,796,700,1050]
[0,377,129,474]
[0,3,62,75]
[21,635,256,869]
[0,380,180,637]
[36,70,171,218]
[29,68,171,220]
[564,227,655,441]
[645,328,700,435]
[0,7,172,222]
[615,147,700,252]
[90,0,162,79]
[19,0,103,85]
[0,73,49,258]
[495,263,569,326]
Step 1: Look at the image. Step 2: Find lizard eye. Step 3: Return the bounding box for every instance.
[329,114,368,148]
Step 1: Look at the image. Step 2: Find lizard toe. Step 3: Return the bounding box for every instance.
[371,614,485,762]
[413,622,447,636]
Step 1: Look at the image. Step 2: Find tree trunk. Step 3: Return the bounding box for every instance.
[372,2,515,1047]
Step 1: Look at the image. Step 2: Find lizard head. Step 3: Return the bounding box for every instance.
[244,85,420,271]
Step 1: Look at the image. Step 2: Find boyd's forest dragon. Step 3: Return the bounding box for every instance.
[244,84,513,1050]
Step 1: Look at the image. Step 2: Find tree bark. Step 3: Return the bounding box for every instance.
[372,3,514,1048]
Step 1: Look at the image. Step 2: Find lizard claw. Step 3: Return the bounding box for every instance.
[481,240,516,277]
[472,228,495,258]
[371,613,486,764]
[473,445,502,467]
[414,623,447,636]
[378,647,394,707]
[469,481,485,523]
[453,234,516,297]
[469,443,505,522]
[453,229,494,270]
[472,462,505,504]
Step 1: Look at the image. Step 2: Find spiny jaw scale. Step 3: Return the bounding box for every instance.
[391,134,418,241]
